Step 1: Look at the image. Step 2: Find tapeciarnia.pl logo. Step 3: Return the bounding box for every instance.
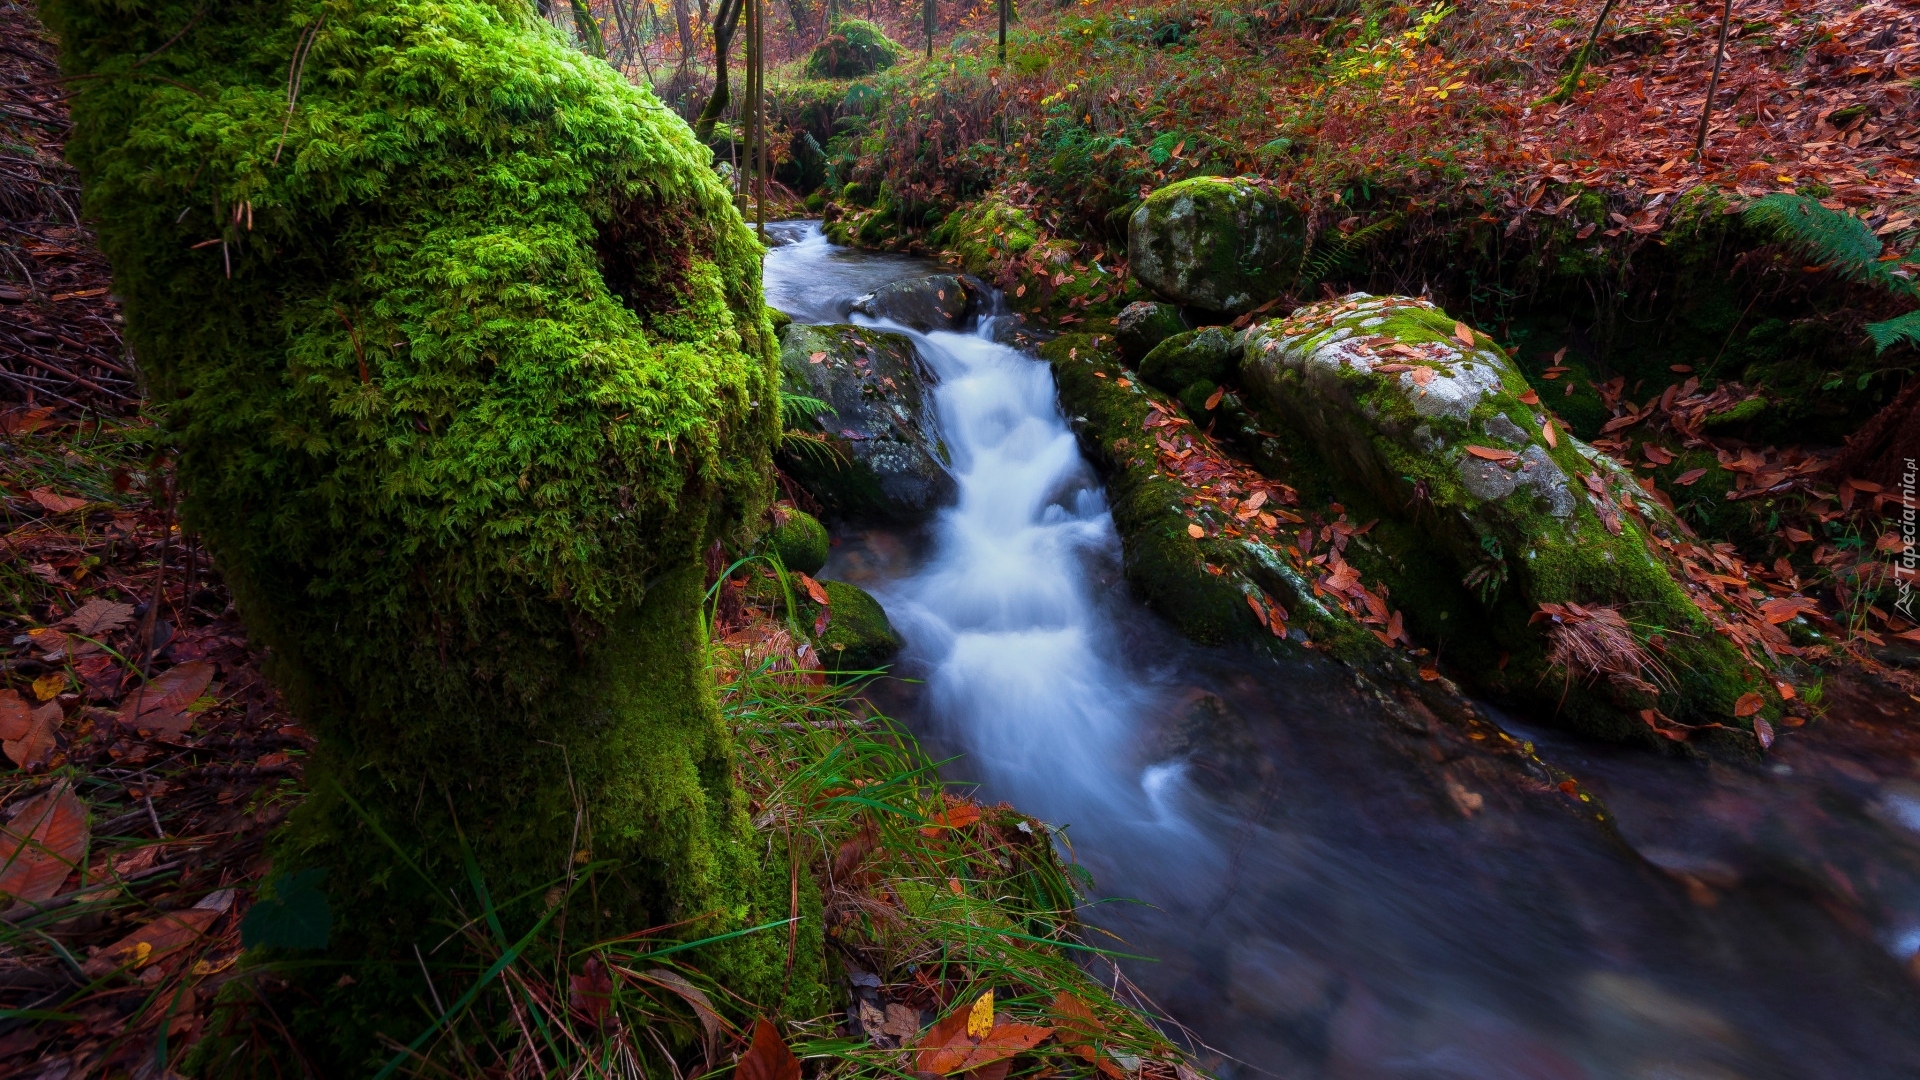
[1898,458,1917,621]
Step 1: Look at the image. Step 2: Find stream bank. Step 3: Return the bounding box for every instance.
[765,220,1920,1079]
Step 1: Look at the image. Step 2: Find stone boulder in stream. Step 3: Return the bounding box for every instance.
[1237,294,1783,745]
[849,274,980,332]
[779,322,954,521]
[1128,176,1304,315]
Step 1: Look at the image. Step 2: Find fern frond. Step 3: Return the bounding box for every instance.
[1866,310,1920,353]
[1743,194,1919,300]
[780,389,834,428]
[1299,213,1403,286]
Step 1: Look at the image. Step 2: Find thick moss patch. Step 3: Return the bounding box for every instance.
[1127,176,1304,315]
[812,579,903,675]
[767,508,829,574]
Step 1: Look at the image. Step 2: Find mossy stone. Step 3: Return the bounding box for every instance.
[1139,327,1236,394]
[1115,301,1190,363]
[1128,176,1304,314]
[805,19,900,79]
[815,579,902,675]
[768,509,829,574]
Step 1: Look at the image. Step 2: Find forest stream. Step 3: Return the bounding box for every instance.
[764,220,1920,1080]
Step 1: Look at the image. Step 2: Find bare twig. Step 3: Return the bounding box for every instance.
[1694,0,1736,160]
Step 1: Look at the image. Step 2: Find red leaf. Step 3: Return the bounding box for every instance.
[1733,692,1765,717]
[738,1018,801,1080]
[4,702,60,772]
[1246,594,1270,627]
[797,573,831,606]
[958,1023,1055,1070]
[1642,445,1675,465]
[0,781,89,906]
[1204,386,1225,410]
[120,660,215,736]
[1464,445,1517,462]
[914,1006,977,1075]
[28,489,89,514]
[1753,716,1775,750]
[1673,468,1708,486]
[1517,388,1540,405]
[570,956,614,1031]
[81,908,219,977]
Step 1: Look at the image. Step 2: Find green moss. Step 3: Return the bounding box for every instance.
[938,195,1041,274]
[767,508,830,574]
[1128,176,1304,314]
[812,579,902,675]
[1139,327,1235,394]
[44,0,820,1065]
[804,19,900,79]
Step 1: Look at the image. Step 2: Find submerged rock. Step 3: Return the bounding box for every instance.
[850,273,980,332]
[1238,294,1780,742]
[1128,176,1304,315]
[1115,301,1189,363]
[779,323,954,521]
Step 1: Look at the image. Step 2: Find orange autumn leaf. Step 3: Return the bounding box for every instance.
[1673,468,1708,487]
[28,489,89,514]
[0,780,88,905]
[1204,386,1225,410]
[1541,419,1558,448]
[1517,388,1541,405]
[1733,692,1765,718]
[1187,523,1204,538]
[1452,321,1475,347]
[796,573,831,606]
[958,1023,1056,1070]
[1464,445,1517,462]
[737,1018,802,1080]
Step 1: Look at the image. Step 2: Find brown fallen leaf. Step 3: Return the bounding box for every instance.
[1673,468,1708,487]
[1642,445,1675,465]
[796,574,831,607]
[1204,386,1225,410]
[1374,362,1413,374]
[4,702,60,771]
[121,659,215,736]
[1753,716,1775,750]
[57,599,136,636]
[808,351,827,363]
[1464,445,1518,462]
[0,690,30,742]
[1517,388,1541,404]
[914,1006,977,1075]
[81,908,221,977]
[737,1018,802,1080]
[1758,597,1818,624]
[1409,366,1436,386]
[1541,419,1558,448]
[0,781,89,905]
[1187,523,1204,538]
[1733,692,1765,718]
[958,1023,1056,1071]
[28,489,89,514]
[1453,321,1475,347]
[640,968,728,1052]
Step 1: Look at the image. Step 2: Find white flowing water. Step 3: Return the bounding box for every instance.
[762,221,1920,1080]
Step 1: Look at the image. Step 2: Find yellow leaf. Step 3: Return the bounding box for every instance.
[967,990,994,1038]
[31,672,66,702]
[132,941,153,967]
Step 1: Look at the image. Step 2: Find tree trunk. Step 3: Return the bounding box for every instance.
[695,0,746,143]
[43,0,821,1067]
[674,0,697,76]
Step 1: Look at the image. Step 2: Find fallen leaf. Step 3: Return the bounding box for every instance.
[4,702,60,771]
[1246,593,1270,627]
[641,968,727,1050]
[571,956,614,1031]
[120,659,214,735]
[1453,321,1475,347]
[796,574,831,607]
[914,1006,977,1075]
[0,780,87,905]
[1409,366,1436,386]
[1642,445,1675,465]
[1758,597,1817,624]
[737,1018,802,1080]
[1733,692,1765,718]
[1518,388,1541,404]
[1187,523,1204,538]
[809,351,827,364]
[1541,419,1558,448]
[1204,386,1225,410]
[1753,716,1775,750]
[1464,445,1518,462]
[0,691,30,741]
[958,1023,1056,1070]
[28,489,89,514]
[968,989,995,1038]
[31,672,65,701]
[1418,666,1441,681]
[883,1002,921,1037]
[1674,468,1708,487]
[58,599,135,636]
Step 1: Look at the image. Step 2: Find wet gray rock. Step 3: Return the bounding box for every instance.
[779,323,954,520]
[1457,455,1518,502]
[1514,445,1576,518]
[1128,175,1305,315]
[1139,326,1237,396]
[849,273,980,332]
[1115,301,1189,363]
[1484,414,1530,447]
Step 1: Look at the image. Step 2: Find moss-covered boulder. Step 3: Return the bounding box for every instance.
[938,195,1041,276]
[1115,301,1189,363]
[1128,176,1304,315]
[1139,326,1236,397]
[1238,294,1782,745]
[813,579,903,675]
[766,507,829,574]
[805,19,900,79]
[850,273,981,332]
[44,0,822,1065]
[779,323,954,519]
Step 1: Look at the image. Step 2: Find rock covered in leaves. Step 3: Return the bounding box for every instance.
[850,273,981,332]
[1114,301,1188,363]
[1238,294,1781,745]
[779,322,954,520]
[804,18,900,79]
[1127,176,1304,315]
